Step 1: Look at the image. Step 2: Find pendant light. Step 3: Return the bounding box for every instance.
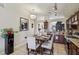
[30,9,37,19]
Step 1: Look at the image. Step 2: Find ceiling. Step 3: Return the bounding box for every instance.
[2,3,79,21]
[18,3,79,19]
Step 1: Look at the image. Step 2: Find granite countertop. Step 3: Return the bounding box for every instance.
[67,37,79,48]
[69,38,79,48]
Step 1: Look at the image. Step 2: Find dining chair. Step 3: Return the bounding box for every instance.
[44,34,53,44]
[41,35,54,55]
[26,37,40,55]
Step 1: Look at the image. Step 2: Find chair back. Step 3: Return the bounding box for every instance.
[50,35,54,44]
[27,37,36,49]
[49,35,54,48]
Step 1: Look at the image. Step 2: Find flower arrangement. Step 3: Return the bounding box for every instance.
[1,28,13,38]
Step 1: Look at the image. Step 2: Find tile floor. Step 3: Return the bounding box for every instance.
[11,43,67,55]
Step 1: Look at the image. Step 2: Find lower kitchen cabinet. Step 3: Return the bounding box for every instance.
[68,40,79,55]
[53,35,64,44]
[76,49,79,55]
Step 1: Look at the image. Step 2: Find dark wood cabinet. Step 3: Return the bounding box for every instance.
[67,40,79,55]
[68,41,72,55]
[71,43,77,55]
[53,35,64,44]
[66,11,79,35]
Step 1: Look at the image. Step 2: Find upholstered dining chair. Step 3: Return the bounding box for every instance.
[41,35,54,55]
[26,37,40,55]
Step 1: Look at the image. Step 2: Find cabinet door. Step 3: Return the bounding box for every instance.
[68,42,72,55]
[59,35,64,44]
[76,48,79,55]
[54,35,59,43]
[71,43,77,55]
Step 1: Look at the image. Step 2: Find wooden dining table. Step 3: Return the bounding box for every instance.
[34,35,51,54]
[35,35,50,42]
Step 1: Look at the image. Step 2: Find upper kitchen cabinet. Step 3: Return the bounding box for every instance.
[66,11,79,33]
[66,11,79,35]
[71,13,78,25]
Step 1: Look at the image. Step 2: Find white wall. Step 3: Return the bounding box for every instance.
[0,4,35,53]
[0,3,67,53]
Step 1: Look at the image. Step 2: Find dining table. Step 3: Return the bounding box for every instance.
[34,35,51,54]
[35,35,50,42]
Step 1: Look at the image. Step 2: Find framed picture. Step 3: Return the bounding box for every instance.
[20,17,29,31]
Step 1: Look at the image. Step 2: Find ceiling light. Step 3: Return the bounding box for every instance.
[30,9,37,19]
[30,14,36,19]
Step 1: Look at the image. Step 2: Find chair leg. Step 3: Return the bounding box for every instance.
[51,45,53,54]
[26,44,29,55]
[51,49,53,54]
[41,48,43,55]
[50,49,53,55]
[32,50,37,55]
[35,51,37,55]
[50,50,52,55]
[51,48,53,54]
[28,49,29,55]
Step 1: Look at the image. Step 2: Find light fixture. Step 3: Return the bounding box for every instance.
[52,3,58,16]
[48,3,58,16]
[48,3,65,19]
[30,14,36,19]
[30,9,37,19]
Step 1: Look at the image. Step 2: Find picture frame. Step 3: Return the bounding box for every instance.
[20,17,29,31]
